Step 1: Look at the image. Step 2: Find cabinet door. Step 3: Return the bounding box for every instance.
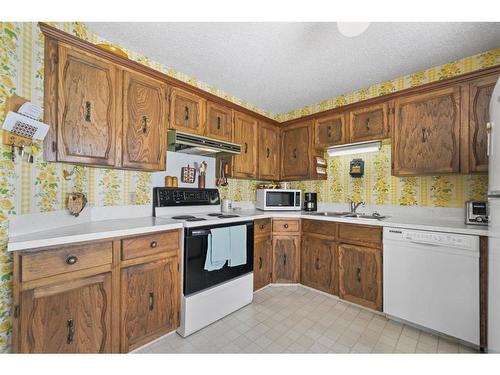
[392,86,461,176]
[206,101,233,141]
[348,102,389,143]
[19,273,112,353]
[314,113,346,148]
[338,243,382,311]
[467,74,498,173]
[258,122,280,180]
[121,257,179,352]
[254,235,273,291]
[281,122,311,180]
[122,70,168,171]
[232,111,258,178]
[169,88,205,135]
[57,45,117,166]
[301,234,337,295]
[272,235,300,283]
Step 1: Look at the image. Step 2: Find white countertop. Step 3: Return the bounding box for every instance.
[8,207,488,252]
[8,217,183,252]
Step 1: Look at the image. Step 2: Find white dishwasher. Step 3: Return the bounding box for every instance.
[383,227,479,345]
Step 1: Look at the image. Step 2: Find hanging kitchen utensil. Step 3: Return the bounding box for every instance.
[198,161,207,188]
[181,164,196,183]
[67,192,87,217]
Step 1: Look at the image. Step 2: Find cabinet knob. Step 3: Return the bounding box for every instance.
[266,147,270,158]
[217,116,221,129]
[259,224,265,230]
[422,128,427,143]
[356,267,362,282]
[66,319,74,344]
[292,148,297,158]
[365,117,370,130]
[149,292,154,311]
[150,241,158,248]
[142,115,149,133]
[315,258,320,270]
[284,224,289,229]
[244,142,248,154]
[66,255,78,265]
[84,101,91,122]
[258,257,263,270]
[283,254,287,265]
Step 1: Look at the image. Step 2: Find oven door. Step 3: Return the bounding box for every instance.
[183,221,254,296]
[265,191,301,210]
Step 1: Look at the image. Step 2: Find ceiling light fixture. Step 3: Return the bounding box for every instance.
[327,140,381,157]
[337,22,370,37]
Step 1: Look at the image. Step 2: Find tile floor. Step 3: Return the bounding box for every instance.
[136,285,477,354]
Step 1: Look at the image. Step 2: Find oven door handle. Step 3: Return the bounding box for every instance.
[190,229,212,237]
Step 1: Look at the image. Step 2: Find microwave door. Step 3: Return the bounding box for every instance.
[266,192,294,208]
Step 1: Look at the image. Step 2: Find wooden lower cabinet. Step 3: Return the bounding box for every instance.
[120,256,179,352]
[301,234,337,295]
[272,235,300,283]
[253,234,273,291]
[19,273,112,353]
[338,243,382,311]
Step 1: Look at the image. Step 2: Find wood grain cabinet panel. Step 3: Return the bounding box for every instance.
[301,234,337,294]
[232,111,258,178]
[56,44,118,166]
[280,121,311,180]
[122,70,168,171]
[258,122,280,180]
[19,273,112,353]
[254,234,273,291]
[206,101,233,141]
[121,257,179,352]
[348,102,389,143]
[314,113,346,148]
[272,235,300,283]
[338,243,382,311]
[465,74,498,173]
[392,86,461,176]
[254,218,272,236]
[169,87,205,135]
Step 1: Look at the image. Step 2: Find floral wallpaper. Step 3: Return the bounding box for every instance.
[0,21,497,353]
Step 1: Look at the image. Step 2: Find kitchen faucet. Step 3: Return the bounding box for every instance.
[350,200,365,213]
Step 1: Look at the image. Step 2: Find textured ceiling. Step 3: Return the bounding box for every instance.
[86,22,500,115]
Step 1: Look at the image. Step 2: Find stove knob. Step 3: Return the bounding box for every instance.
[477,217,483,222]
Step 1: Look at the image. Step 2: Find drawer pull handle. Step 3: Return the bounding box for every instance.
[259,224,265,230]
[266,147,270,158]
[142,115,149,133]
[149,292,154,311]
[315,258,320,270]
[85,101,91,122]
[66,319,74,344]
[327,125,332,138]
[284,224,289,229]
[150,241,158,248]
[217,116,221,130]
[365,117,370,130]
[422,127,427,143]
[66,256,78,265]
[356,267,361,282]
[244,142,248,154]
[283,254,287,265]
[258,257,263,270]
[292,148,297,158]
[184,106,189,121]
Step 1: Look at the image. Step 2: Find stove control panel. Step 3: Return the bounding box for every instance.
[153,187,220,211]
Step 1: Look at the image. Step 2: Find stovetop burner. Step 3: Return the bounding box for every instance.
[171,215,196,220]
[218,214,240,218]
[207,213,223,217]
[186,217,207,222]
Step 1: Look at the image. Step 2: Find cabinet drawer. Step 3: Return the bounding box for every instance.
[121,230,180,261]
[338,224,382,248]
[21,242,113,282]
[254,219,272,236]
[302,219,337,238]
[273,219,300,233]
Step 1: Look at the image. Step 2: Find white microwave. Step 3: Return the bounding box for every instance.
[256,189,302,211]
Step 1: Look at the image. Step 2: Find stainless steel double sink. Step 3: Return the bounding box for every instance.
[308,211,388,220]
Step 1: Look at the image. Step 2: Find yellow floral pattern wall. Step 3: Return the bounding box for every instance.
[0,21,498,352]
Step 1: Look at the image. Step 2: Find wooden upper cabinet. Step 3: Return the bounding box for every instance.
[392,86,461,176]
[258,122,280,180]
[121,257,179,352]
[232,111,258,178]
[169,87,205,135]
[122,71,168,171]
[206,101,233,141]
[314,112,347,148]
[464,74,498,173]
[338,243,382,311]
[281,121,312,180]
[348,102,389,143]
[56,44,118,166]
[19,273,112,353]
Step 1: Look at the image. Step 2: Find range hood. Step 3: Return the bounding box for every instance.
[167,130,241,156]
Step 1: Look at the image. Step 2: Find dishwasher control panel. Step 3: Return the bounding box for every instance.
[384,227,479,251]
